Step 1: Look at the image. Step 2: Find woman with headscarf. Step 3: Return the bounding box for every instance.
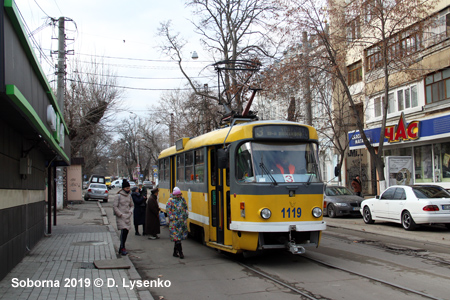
[166,187,188,258]
[131,186,147,236]
[113,179,133,255]
[145,187,160,240]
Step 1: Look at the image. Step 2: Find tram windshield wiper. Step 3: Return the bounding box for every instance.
[259,158,278,186]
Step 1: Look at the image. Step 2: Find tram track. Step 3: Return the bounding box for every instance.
[237,254,444,300]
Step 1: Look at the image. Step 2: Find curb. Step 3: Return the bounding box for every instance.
[98,202,154,300]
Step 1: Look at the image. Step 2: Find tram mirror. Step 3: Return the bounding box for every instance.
[217,148,229,169]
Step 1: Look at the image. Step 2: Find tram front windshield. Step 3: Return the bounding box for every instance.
[236,142,321,183]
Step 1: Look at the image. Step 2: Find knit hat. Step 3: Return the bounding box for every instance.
[173,187,181,195]
[122,179,130,188]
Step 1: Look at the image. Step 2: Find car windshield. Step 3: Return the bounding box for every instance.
[413,186,450,198]
[326,187,353,196]
[90,184,106,189]
[236,142,321,183]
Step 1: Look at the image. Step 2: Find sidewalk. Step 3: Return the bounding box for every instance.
[0,201,153,300]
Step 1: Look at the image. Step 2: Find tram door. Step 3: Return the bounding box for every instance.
[209,146,231,245]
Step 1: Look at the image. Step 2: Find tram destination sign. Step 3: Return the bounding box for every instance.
[253,125,309,140]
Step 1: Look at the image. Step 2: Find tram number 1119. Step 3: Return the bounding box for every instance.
[281,207,302,218]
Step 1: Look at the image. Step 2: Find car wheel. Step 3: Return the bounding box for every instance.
[402,210,417,231]
[362,206,374,224]
[327,204,336,218]
[84,197,89,201]
[103,199,108,203]
[445,224,450,230]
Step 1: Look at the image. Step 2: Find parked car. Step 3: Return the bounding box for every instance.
[361,185,450,230]
[111,179,122,189]
[84,183,109,202]
[143,181,153,189]
[82,181,89,189]
[129,181,136,188]
[324,186,363,218]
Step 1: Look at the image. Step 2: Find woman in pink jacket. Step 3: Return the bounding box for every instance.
[113,179,134,255]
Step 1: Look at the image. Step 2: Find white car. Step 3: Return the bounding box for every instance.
[361,185,450,230]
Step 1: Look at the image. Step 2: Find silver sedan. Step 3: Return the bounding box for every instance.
[84,183,109,202]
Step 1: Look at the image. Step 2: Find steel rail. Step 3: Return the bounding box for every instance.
[304,256,443,300]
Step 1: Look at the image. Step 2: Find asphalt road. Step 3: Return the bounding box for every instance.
[101,191,450,300]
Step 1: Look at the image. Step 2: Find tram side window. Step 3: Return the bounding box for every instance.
[163,158,170,182]
[195,150,205,183]
[211,150,216,186]
[185,151,194,182]
[159,160,164,182]
[236,142,254,182]
[177,154,185,182]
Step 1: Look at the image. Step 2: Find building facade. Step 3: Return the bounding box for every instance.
[0,1,70,280]
[331,0,450,194]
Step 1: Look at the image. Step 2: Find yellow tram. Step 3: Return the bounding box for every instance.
[157,120,326,254]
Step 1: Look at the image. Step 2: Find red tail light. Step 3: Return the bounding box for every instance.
[323,201,327,208]
[423,205,439,211]
[105,190,108,194]
[88,189,92,192]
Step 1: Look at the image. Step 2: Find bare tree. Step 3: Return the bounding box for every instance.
[158,0,280,115]
[274,0,437,187]
[64,57,123,167]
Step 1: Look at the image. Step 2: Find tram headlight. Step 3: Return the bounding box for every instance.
[260,208,272,219]
[312,207,322,218]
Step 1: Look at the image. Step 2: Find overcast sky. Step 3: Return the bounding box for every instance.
[16,0,214,123]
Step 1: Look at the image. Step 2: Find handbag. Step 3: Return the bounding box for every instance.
[159,211,167,226]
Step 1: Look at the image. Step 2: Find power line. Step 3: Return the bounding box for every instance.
[66,79,218,91]
[71,71,215,80]
[33,0,53,19]
[76,52,212,64]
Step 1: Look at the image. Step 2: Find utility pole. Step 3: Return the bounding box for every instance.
[303,31,312,126]
[56,17,65,113]
[169,113,174,146]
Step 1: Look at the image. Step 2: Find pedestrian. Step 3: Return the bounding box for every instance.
[113,179,133,256]
[138,182,148,198]
[166,187,188,259]
[145,187,160,240]
[352,175,362,197]
[131,186,147,236]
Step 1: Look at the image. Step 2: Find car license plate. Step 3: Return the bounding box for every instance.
[353,207,360,211]
[442,205,450,210]
[95,190,101,194]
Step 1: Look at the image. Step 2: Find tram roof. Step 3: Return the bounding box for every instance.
[158,120,318,159]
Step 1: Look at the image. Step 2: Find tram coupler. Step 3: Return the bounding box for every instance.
[287,227,306,254]
[287,242,306,254]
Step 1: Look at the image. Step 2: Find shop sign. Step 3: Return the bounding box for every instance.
[384,113,420,143]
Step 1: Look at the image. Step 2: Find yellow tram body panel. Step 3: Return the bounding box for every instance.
[157,121,325,254]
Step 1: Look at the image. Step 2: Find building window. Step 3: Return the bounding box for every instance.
[374,96,382,117]
[414,145,433,183]
[372,84,418,118]
[347,16,361,42]
[434,142,450,183]
[347,61,362,85]
[425,68,450,104]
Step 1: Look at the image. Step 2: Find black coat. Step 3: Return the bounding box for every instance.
[131,191,146,225]
[145,194,160,236]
